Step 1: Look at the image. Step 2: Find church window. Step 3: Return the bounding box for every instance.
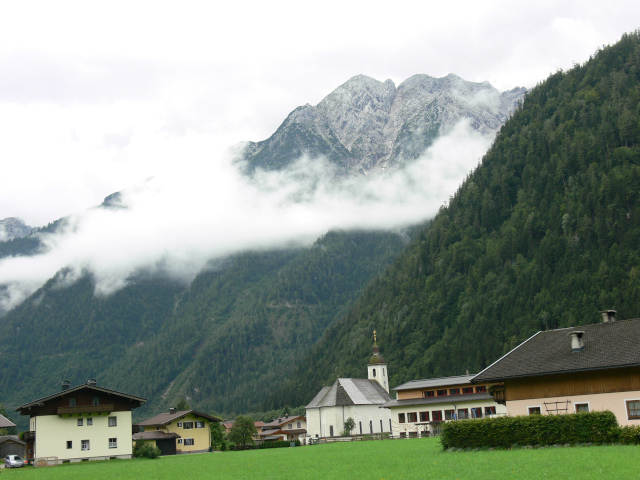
[372,368,376,377]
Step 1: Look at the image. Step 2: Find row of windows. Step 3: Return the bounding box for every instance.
[68,396,102,407]
[287,421,302,429]
[528,400,640,419]
[423,386,487,398]
[398,406,497,423]
[176,421,205,429]
[77,416,117,427]
[67,438,118,450]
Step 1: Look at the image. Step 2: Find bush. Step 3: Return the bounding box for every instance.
[440,411,619,450]
[133,441,161,459]
[258,440,301,449]
[618,425,640,444]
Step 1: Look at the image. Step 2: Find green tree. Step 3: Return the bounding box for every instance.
[227,415,257,449]
[342,417,356,436]
[175,397,190,411]
[211,421,225,451]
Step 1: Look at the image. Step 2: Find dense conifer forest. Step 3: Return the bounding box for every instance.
[267,31,640,409]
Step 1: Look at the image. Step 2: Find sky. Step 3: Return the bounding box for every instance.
[0,0,638,309]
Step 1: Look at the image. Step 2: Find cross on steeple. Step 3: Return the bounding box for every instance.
[374,330,377,343]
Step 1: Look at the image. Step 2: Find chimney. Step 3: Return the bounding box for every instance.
[169,407,176,414]
[61,380,71,391]
[87,378,97,386]
[570,331,585,352]
[601,310,617,323]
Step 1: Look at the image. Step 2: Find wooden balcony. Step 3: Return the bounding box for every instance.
[56,404,114,415]
[22,430,35,442]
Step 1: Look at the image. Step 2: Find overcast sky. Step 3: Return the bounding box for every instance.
[1,0,638,226]
[0,1,639,310]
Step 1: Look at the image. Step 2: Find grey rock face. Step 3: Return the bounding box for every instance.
[0,218,33,241]
[240,74,526,175]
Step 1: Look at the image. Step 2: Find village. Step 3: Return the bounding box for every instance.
[2,310,639,467]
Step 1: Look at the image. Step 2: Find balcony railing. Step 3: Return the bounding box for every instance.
[56,404,114,415]
[23,431,35,442]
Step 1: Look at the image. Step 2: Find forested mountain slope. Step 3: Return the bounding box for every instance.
[269,32,640,409]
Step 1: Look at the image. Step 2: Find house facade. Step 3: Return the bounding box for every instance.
[473,311,640,426]
[15,380,146,463]
[383,375,507,436]
[306,334,392,439]
[136,409,222,454]
[259,415,307,442]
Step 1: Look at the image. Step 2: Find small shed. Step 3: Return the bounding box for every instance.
[0,435,26,458]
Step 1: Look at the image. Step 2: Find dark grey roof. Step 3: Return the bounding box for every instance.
[16,383,146,412]
[393,374,476,391]
[306,378,392,408]
[382,392,493,408]
[263,415,305,428]
[0,414,15,428]
[138,410,222,426]
[133,431,181,441]
[474,318,640,382]
[0,435,25,446]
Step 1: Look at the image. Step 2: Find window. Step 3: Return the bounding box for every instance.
[449,388,460,395]
[626,400,640,419]
[87,418,93,426]
[462,387,474,394]
[407,412,417,423]
[389,419,392,431]
[437,389,448,396]
[177,422,183,427]
[400,432,407,438]
[81,440,90,451]
[329,425,334,437]
[528,407,541,415]
[92,396,100,406]
[195,421,205,429]
[183,421,194,429]
[380,419,384,432]
[575,403,590,413]
[369,420,373,433]
[398,413,406,423]
[484,406,496,416]
[432,411,443,421]
[423,390,434,397]
[458,409,469,419]
[372,368,376,378]
[109,438,117,449]
[288,423,292,429]
[184,438,195,446]
[471,407,482,418]
[475,386,487,393]
[108,416,117,427]
[359,422,362,434]
[177,438,183,444]
[444,409,455,420]
[297,421,301,428]
[66,441,72,449]
[69,398,77,407]
[77,418,83,426]
[420,411,429,422]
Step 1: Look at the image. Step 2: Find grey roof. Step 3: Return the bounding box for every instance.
[474,318,640,382]
[393,374,476,391]
[0,414,16,428]
[382,392,493,408]
[133,431,181,441]
[306,378,392,408]
[16,383,146,411]
[138,410,222,426]
[0,435,25,446]
[263,415,305,428]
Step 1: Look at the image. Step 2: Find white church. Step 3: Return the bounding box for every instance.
[305,333,392,439]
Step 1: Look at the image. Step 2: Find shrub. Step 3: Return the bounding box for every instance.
[133,441,162,459]
[440,411,619,450]
[258,440,301,449]
[618,425,640,444]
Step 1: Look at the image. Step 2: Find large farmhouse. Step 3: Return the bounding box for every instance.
[473,311,640,425]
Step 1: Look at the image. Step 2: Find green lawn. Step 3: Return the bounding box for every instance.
[4,438,640,479]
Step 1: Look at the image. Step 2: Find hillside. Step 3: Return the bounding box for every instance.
[268,31,640,409]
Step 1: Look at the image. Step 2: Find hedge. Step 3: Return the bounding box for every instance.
[440,411,620,450]
[258,440,301,449]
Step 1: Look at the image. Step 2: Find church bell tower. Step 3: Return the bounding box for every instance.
[367,330,389,393]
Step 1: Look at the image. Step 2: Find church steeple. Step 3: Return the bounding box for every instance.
[367,330,389,392]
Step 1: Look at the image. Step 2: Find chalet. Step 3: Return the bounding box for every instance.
[15,379,146,463]
[383,374,507,437]
[306,333,392,439]
[473,311,640,425]
[135,408,222,455]
[259,415,307,442]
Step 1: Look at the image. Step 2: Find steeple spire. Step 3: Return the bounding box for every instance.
[367,330,389,392]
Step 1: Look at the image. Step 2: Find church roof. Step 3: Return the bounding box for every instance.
[367,341,386,365]
[306,378,392,408]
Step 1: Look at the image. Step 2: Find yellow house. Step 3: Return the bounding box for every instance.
[15,380,146,464]
[136,409,222,455]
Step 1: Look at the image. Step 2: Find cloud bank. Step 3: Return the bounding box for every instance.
[0,120,492,311]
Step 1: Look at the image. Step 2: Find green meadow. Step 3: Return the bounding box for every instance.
[4,438,639,480]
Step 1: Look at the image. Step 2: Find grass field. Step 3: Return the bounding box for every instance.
[3,437,640,479]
